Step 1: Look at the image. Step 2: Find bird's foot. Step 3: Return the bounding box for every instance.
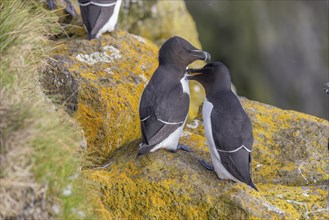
[170,144,192,153]
[199,159,214,171]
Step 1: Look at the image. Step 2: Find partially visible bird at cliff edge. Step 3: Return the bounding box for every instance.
[323,82,329,94]
[77,0,122,40]
[187,62,258,191]
[138,36,211,157]
[47,0,77,17]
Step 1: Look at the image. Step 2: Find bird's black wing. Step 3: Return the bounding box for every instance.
[210,92,253,184]
[89,6,115,38]
[139,69,189,146]
[78,0,116,39]
[79,3,95,36]
[78,0,117,5]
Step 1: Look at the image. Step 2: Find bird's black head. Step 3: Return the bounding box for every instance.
[187,62,232,96]
[158,36,211,69]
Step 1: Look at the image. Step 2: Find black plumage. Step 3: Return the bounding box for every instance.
[47,0,77,17]
[138,36,211,156]
[78,0,121,39]
[187,62,257,190]
[323,82,329,94]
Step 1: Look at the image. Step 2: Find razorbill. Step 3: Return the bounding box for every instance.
[187,62,258,191]
[78,0,122,39]
[324,82,329,94]
[47,0,77,17]
[138,36,211,156]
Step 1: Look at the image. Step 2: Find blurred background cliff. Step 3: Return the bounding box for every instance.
[186,0,328,120]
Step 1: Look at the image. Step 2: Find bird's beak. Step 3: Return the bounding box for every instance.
[189,50,211,61]
[186,67,204,80]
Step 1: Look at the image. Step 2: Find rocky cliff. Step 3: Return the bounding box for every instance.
[41,30,329,219]
[42,31,158,161]
[45,0,206,118]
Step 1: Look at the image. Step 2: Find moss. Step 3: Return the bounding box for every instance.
[1,0,93,218]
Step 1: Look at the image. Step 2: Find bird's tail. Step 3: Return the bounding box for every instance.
[136,143,156,158]
[248,181,258,191]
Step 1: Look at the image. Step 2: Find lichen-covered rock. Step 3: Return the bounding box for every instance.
[41,30,158,162]
[118,0,206,117]
[241,99,329,186]
[84,99,328,219]
[42,0,206,117]
[41,30,328,219]
[119,0,201,48]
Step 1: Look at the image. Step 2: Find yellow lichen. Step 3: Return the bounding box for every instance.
[49,31,328,219]
[51,31,158,163]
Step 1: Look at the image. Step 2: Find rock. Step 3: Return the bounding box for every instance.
[41,30,158,162]
[118,0,206,117]
[119,0,201,48]
[41,30,328,219]
[84,99,328,219]
[43,0,206,117]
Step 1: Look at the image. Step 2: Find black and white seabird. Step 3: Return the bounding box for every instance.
[323,82,329,94]
[138,36,211,156]
[187,62,258,191]
[47,0,77,17]
[78,0,122,39]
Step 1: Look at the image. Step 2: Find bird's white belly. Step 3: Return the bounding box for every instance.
[202,99,239,182]
[150,122,185,152]
[151,76,189,152]
[97,0,122,38]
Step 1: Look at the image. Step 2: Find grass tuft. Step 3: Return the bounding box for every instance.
[0,0,93,219]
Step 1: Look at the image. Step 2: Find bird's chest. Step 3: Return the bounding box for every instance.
[202,100,216,154]
[180,76,190,95]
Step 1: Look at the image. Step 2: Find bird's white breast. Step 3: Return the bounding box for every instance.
[97,0,122,38]
[180,75,190,95]
[202,99,239,182]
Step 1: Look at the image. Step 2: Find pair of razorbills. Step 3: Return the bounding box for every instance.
[52,0,257,190]
[138,36,258,191]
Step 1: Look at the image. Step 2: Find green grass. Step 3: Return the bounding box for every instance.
[0,0,94,219]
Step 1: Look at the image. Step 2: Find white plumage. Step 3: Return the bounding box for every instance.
[202,99,240,182]
[96,0,122,38]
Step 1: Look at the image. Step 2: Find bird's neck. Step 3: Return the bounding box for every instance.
[204,79,232,98]
[160,63,186,77]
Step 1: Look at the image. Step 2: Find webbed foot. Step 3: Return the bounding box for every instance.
[170,144,192,153]
[199,159,214,171]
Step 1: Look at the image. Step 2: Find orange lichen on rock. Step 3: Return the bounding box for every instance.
[43,31,158,163]
[42,30,328,219]
[81,98,328,219]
